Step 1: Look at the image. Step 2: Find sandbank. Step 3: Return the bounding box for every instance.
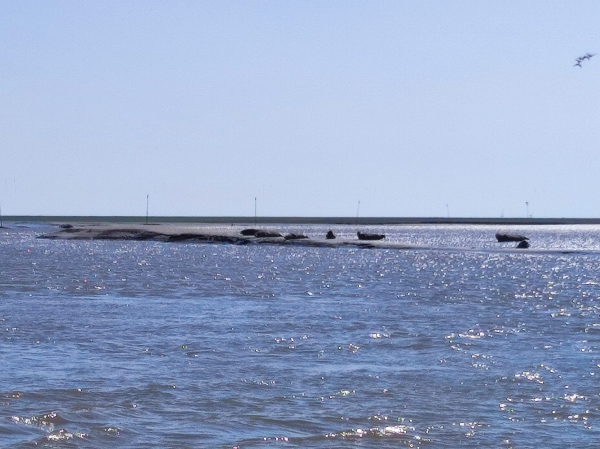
[38,223,423,250]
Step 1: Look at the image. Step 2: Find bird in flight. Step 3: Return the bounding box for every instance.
[574,53,596,67]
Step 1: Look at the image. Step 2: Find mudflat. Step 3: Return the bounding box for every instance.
[37,223,401,249]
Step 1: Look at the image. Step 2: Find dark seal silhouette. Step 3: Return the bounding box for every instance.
[357,232,385,241]
[326,230,336,239]
[284,233,308,240]
[516,240,530,249]
[254,230,283,238]
[495,233,528,242]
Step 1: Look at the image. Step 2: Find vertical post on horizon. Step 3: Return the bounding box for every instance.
[254,197,257,226]
[355,200,360,226]
[446,204,450,218]
[146,194,149,225]
[0,203,3,228]
[526,201,529,219]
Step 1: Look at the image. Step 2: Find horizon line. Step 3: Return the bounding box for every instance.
[3,215,600,225]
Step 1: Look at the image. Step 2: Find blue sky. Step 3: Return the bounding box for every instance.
[1,1,599,217]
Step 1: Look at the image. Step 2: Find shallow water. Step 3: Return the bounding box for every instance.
[1,223,599,447]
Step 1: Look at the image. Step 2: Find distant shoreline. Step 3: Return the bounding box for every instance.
[3,215,600,225]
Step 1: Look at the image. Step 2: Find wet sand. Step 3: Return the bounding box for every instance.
[38,223,422,250]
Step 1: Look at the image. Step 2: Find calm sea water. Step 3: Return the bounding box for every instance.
[1,223,600,448]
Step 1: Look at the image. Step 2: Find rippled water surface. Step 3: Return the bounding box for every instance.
[1,223,600,447]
